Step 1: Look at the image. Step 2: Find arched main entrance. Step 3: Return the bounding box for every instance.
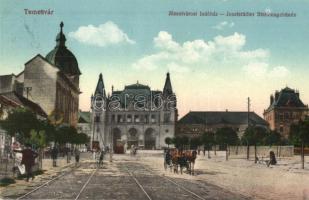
[112,128,123,153]
[127,128,138,149]
[144,128,156,150]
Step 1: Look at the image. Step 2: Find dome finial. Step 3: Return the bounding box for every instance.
[60,21,64,32]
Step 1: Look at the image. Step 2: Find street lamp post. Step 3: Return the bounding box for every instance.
[109,123,113,162]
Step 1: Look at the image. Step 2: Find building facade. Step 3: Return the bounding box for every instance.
[264,87,308,138]
[91,73,177,152]
[176,111,268,139]
[0,22,81,127]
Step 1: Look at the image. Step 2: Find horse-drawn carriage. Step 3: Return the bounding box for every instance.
[164,148,197,175]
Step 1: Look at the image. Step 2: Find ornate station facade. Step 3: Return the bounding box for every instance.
[91,73,177,152]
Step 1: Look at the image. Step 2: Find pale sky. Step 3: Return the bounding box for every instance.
[1,0,309,118]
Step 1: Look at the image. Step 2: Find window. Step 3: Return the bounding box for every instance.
[279,126,283,133]
[127,114,132,122]
[134,115,140,122]
[111,115,115,123]
[164,113,171,123]
[145,115,149,123]
[151,114,156,123]
[192,128,199,132]
[284,112,289,120]
[117,115,122,123]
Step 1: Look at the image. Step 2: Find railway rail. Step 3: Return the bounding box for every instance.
[15,162,97,200]
[125,163,206,200]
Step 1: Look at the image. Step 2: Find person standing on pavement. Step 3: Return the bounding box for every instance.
[51,146,58,167]
[14,143,38,182]
[74,148,80,165]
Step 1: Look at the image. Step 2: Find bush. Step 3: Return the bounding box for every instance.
[0,177,16,187]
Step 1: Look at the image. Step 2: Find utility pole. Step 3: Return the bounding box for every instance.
[247,97,251,160]
[24,87,32,99]
[247,97,250,126]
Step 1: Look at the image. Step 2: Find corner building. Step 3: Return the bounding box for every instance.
[264,87,308,138]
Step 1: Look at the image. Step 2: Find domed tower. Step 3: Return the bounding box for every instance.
[46,22,81,87]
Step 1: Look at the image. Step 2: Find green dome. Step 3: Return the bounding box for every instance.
[46,22,81,75]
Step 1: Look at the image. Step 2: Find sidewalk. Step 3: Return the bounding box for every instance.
[0,157,75,198]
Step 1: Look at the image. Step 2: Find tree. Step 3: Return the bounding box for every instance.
[165,137,172,148]
[216,127,239,160]
[180,136,189,150]
[0,107,40,142]
[190,137,201,150]
[242,126,268,163]
[264,130,282,146]
[172,136,182,149]
[290,120,309,169]
[201,131,214,158]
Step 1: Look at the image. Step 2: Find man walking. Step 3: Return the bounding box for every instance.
[74,148,80,166]
[14,144,38,182]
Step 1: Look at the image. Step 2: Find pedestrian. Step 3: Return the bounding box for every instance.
[14,143,38,182]
[74,148,80,165]
[51,146,58,167]
[98,149,105,168]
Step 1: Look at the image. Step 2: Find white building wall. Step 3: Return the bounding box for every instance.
[24,55,58,115]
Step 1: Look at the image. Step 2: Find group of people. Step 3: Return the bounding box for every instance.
[51,146,81,167]
[164,148,198,175]
[93,147,105,168]
[12,144,84,182]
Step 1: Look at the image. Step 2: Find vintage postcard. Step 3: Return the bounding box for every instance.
[0,0,308,199]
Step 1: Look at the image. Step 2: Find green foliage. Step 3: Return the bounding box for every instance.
[165,137,172,146]
[25,130,47,149]
[72,132,90,145]
[289,120,309,146]
[264,130,282,146]
[0,107,39,141]
[242,126,268,146]
[216,127,239,146]
[0,177,16,187]
[171,136,182,148]
[201,131,215,146]
[180,136,189,147]
[190,137,201,150]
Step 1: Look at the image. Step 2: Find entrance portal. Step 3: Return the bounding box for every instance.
[127,128,138,149]
[145,128,156,150]
[112,128,123,153]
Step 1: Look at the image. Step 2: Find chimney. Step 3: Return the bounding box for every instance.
[270,94,274,105]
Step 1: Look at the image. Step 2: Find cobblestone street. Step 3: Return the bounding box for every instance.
[1,153,248,200]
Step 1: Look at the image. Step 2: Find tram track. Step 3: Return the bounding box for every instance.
[15,161,97,200]
[124,162,206,200]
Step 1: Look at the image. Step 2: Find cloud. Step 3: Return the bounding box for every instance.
[132,31,270,72]
[268,66,290,78]
[213,21,235,30]
[243,62,290,78]
[68,21,135,47]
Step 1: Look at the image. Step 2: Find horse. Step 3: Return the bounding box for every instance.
[185,150,197,175]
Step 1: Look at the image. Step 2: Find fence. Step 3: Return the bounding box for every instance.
[228,145,294,159]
